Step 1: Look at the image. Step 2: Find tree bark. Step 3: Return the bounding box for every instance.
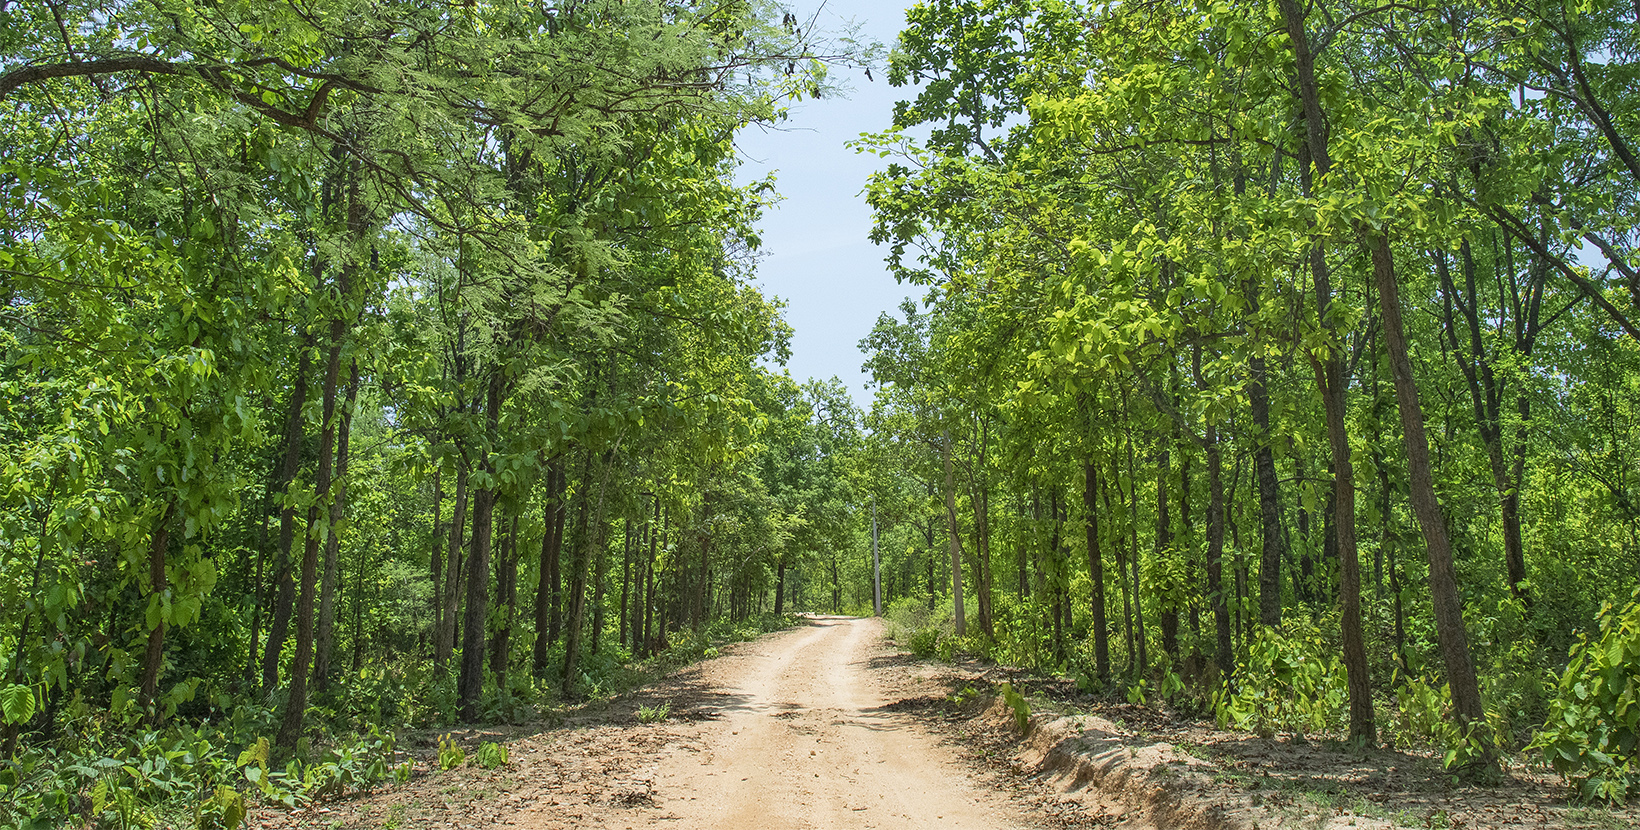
[533,455,567,677]
[1155,440,1176,658]
[458,368,505,721]
[1276,0,1375,745]
[942,430,966,637]
[1084,461,1110,678]
[619,519,633,649]
[314,359,359,692]
[430,468,444,658]
[436,459,469,670]
[491,514,519,688]
[261,353,310,690]
[592,510,610,655]
[561,451,598,695]
[276,302,346,750]
[1370,233,1490,743]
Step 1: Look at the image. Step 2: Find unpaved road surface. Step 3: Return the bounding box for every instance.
[614,615,1032,830]
[255,617,1128,829]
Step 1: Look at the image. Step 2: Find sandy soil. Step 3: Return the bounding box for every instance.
[253,615,1116,830]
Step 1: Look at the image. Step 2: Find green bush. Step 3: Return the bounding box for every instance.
[1213,621,1348,739]
[1531,589,1640,803]
[473,741,508,769]
[906,627,941,657]
[999,681,1031,730]
[436,734,465,771]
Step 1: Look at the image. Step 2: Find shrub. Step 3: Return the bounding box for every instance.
[1213,621,1348,739]
[1531,589,1640,803]
[906,627,941,658]
[436,735,465,771]
[473,742,508,769]
[999,682,1031,730]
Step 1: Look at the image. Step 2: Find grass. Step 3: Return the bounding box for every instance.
[381,803,406,829]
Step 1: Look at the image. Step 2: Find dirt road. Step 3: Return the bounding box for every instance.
[258,617,1113,829]
[616,615,1032,830]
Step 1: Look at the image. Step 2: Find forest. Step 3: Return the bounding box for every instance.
[3,0,1640,827]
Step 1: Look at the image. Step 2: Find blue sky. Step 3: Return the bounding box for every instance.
[736,0,922,408]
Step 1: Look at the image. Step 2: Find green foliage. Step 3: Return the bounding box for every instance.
[473,742,508,769]
[1214,623,1348,739]
[436,735,465,772]
[1532,591,1640,803]
[636,702,672,723]
[998,681,1031,731]
[195,784,247,830]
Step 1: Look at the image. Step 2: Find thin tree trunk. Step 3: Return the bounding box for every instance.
[457,369,504,721]
[1206,430,1232,676]
[1122,395,1148,675]
[491,514,519,687]
[1247,292,1287,627]
[620,519,633,649]
[261,353,310,690]
[436,459,469,670]
[315,359,359,693]
[1370,233,1490,747]
[430,468,443,658]
[1277,0,1374,744]
[1084,461,1110,678]
[561,451,597,695]
[533,456,567,677]
[276,303,346,750]
[1155,439,1176,658]
[592,512,610,656]
[942,430,966,638]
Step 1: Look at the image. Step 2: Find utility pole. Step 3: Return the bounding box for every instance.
[872,496,882,616]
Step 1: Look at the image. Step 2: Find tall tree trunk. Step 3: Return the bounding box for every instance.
[261,353,310,690]
[561,451,598,695]
[619,519,633,649]
[592,512,610,656]
[491,514,519,688]
[973,419,994,639]
[1155,440,1177,658]
[1122,404,1149,675]
[276,305,346,750]
[430,468,444,658]
[458,369,504,721]
[436,459,469,670]
[942,430,966,637]
[533,456,567,677]
[315,359,359,693]
[642,498,658,654]
[1438,245,1530,604]
[1370,233,1490,745]
[1277,0,1375,744]
[1050,490,1066,662]
[1084,461,1110,678]
[1247,291,1287,627]
[1206,430,1232,676]
[774,560,787,615]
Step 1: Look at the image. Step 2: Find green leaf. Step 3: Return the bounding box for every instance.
[0,684,35,725]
